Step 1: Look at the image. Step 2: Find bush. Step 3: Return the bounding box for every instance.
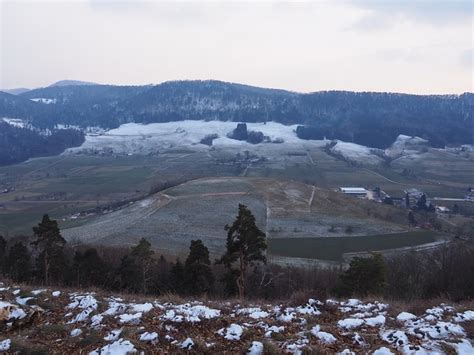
[337,253,386,297]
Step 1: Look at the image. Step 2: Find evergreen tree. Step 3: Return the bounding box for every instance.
[0,235,6,273]
[184,240,214,295]
[154,255,170,294]
[117,254,140,292]
[31,215,66,285]
[70,248,106,287]
[130,238,154,294]
[339,253,387,296]
[170,259,185,294]
[417,194,427,210]
[218,204,266,300]
[5,242,31,282]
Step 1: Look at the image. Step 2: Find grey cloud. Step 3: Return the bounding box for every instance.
[348,0,472,31]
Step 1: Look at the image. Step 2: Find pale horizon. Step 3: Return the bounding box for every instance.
[1,0,473,94]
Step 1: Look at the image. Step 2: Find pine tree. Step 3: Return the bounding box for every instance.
[31,214,66,285]
[170,259,185,294]
[0,235,6,273]
[5,242,31,282]
[339,253,387,296]
[130,238,154,294]
[184,240,214,295]
[117,254,140,292]
[71,248,106,287]
[218,204,266,300]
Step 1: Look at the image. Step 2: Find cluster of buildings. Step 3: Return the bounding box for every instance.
[337,186,458,215]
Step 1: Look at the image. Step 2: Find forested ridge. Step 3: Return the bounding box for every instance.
[0,122,85,165]
[1,80,472,148]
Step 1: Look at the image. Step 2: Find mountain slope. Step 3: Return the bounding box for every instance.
[1,80,470,147]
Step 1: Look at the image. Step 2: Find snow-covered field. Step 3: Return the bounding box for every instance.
[65,120,436,167]
[65,120,328,156]
[1,284,472,354]
[331,141,385,166]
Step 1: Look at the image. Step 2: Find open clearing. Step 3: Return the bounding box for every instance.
[1,121,470,263]
[61,176,432,262]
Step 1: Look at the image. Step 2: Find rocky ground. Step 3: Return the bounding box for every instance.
[0,284,473,354]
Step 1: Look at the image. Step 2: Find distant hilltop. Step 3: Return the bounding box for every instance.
[48,80,99,87]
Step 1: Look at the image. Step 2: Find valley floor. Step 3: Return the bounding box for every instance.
[0,284,473,354]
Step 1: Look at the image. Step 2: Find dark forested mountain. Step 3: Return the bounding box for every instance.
[49,80,98,87]
[0,122,85,165]
[0,80,472,148]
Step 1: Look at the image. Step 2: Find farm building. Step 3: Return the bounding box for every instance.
[436,206,450,214]
[339,187,368,197]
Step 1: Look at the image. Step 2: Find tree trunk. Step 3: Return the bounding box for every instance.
[237,250,245,300]
[44,253,49,286]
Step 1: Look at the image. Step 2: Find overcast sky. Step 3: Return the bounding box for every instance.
[0,0,472,93]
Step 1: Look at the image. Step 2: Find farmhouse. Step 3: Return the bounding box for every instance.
[339,187,368,197]
[435,206,450,214]
[404,188,425,207]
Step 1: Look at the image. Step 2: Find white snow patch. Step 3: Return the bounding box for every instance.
[311,325,337,344]
[248,341,264,355]
[90,338,136,355]
[129,303,153,313]
[218,323,244,341]
[118,312,142,324]
[396,312,417,322]
[0,339,11,351]
[52,291,61,297]
[70,328,82,337]
[104,329,122,341]
[139,331,158,343]
[180,337,194,349]
[338,318,364,329]
[365,315,386,327]
[372,347,394,355]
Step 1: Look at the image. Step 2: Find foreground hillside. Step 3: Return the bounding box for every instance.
[0,284,472,354]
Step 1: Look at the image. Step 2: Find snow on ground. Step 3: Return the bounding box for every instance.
[0,285,473,354]
[385,134,429,159]
[330,141,384,165]
[65,120,328,156]
[30,98,57,104]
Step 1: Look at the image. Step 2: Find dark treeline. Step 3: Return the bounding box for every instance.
[0,122,85,165]
[1,81,472,148]
[1,212,473,301]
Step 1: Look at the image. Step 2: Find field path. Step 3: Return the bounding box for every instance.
[363,168,409,185]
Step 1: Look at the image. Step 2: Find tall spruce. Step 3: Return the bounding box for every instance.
[170,259,185,293]
[0,235,6,272]
[31,214,66,285]
[184,240,214,295]
[130,238,154,294]
[5,242,31,282]
[218,204,266,300]
[71,248,106,287]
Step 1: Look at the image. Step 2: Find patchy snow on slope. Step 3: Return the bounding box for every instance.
[90,338,136,355]
[396,311,417,322]
[248,341,264,354]
[139,331,158,343]
[66,120,327,156]
[1,285,473,354]
[0,339,11,351]
[218,323,244,340]
[331,141,384,165]
[385,134,429,159]
[30,98,56,104]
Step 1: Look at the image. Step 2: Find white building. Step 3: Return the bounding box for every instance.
[339,187,368,197]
